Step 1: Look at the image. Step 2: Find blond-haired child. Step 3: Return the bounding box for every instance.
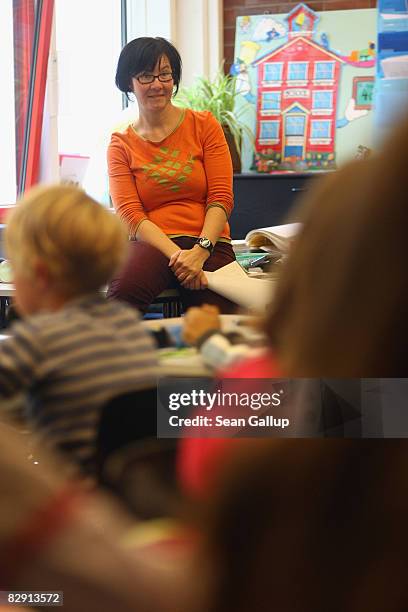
[1,184,157,472]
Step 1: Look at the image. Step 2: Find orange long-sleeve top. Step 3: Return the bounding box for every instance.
[107,109,233,240]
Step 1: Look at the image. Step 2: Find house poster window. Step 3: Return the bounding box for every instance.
[231,3,376,172]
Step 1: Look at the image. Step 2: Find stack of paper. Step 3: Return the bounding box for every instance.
[206,261,277,313]
[244,222,301,254]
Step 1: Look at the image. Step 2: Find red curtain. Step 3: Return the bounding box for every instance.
[13,0,36,187]
[23,0,54,190]
[13,0,54,194]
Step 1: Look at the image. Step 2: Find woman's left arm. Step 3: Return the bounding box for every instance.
[170,114,234,288]
[202,111,234,224]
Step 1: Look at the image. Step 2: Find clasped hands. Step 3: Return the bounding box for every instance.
[169,246,209,290]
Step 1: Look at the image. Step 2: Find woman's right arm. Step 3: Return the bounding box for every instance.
[107,137,180,258]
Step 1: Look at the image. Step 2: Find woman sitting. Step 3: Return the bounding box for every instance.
[107,37,236,314]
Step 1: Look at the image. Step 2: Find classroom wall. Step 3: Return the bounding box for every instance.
[223,0,377,71]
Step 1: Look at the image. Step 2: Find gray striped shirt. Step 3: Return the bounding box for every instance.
[0,294,158,469]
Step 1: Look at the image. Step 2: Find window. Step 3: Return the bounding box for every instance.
[56,0,174,203]
[55,1,122,159]
[264,63,283,82]
[311,120,331,138]
[314,62,335,80]
[261,92,281,111]
[3,1,223,201]
[285,116,306,137]
[312,91,333,110]
[260,121,280,140]
[288,62,308,81]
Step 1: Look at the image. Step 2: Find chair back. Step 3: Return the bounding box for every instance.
[96,387,157,475]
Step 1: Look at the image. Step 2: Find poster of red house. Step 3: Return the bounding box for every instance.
[232,4,376,172]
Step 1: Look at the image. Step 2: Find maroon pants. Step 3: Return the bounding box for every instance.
[107,237,237,314]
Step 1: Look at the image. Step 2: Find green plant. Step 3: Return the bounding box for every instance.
[175,67,254,154]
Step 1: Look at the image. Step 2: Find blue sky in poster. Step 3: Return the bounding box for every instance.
[233,7,377,172]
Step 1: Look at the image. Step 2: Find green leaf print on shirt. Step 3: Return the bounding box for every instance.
[142,148,195,193]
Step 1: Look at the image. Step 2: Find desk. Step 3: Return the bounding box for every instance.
[0,309,263,377]
[142,313,253,333]
[0,284,181,327]
[0,282,13,296]
[143,314,263,377]
[0,283,13,328]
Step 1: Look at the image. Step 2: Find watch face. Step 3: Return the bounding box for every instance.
[200,238,211,249]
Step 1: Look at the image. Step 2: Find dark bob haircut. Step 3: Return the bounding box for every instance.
[115,36,182,99]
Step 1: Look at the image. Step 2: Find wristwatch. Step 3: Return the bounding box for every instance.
[195,236,214,254]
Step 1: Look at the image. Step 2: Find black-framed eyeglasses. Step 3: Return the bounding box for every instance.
[136,72,173,84]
